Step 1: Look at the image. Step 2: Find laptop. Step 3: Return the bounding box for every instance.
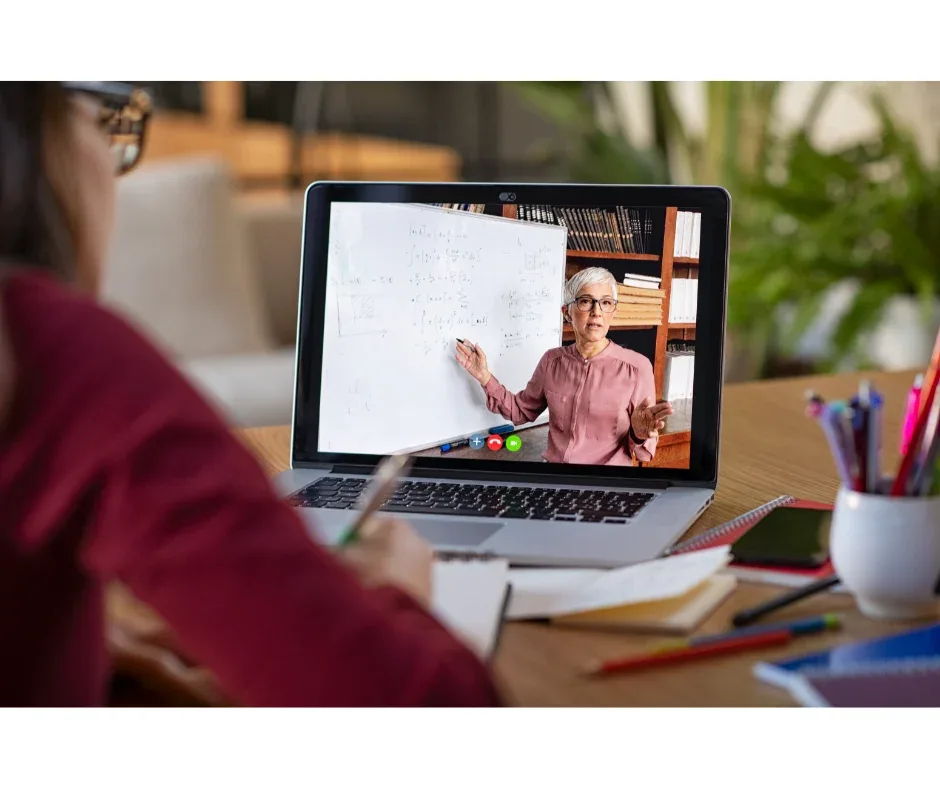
[275,183,730,568]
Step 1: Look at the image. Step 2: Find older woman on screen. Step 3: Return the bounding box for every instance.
[455,267,673,466]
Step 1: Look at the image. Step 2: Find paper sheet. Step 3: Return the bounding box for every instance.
[506,546,731,619]
[432,558,510,658]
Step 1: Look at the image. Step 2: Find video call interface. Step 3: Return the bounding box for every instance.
[317,201,701,470]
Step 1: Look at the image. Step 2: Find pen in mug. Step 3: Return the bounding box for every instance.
[911,395,940,496]
[866,384,883,494]
[900,374,924,455]
[815,403,855,488]
[804,389,826,419]
[850,385,869,493]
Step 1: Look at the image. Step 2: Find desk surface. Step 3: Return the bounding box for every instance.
[242,368,932,706]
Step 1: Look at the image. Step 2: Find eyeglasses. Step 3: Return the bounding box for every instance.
[570,296,618,313]
[62,82,153,175]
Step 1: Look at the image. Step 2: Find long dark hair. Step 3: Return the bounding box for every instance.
[0,82,77,279]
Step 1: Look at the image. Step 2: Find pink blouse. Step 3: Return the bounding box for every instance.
[483,342,657,466]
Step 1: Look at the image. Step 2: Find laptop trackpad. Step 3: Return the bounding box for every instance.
[409,518,502,547]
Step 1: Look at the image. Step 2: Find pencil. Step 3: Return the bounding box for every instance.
[583,630,793,677]
[336,454,412,547]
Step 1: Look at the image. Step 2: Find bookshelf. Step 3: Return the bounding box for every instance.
[503,204,697,399]
[502,203,697,470]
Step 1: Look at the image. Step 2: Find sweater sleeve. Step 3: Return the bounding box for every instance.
[58,303,500,706]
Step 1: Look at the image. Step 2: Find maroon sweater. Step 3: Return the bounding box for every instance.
[0,273,499,706]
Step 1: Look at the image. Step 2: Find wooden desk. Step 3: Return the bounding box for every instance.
[241,368,930,706]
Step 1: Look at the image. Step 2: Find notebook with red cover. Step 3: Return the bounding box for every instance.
[664,495,838,588]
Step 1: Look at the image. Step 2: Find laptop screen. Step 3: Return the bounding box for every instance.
[315,199,707,472]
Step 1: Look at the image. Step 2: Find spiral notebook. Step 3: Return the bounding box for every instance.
[431,554,512,661]
[787,662,940,707]
[755,622,940,700]
[664,495,837,588]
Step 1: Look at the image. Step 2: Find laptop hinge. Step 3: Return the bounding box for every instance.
[328,463,671,490]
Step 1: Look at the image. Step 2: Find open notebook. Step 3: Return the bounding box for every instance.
[505,547,734,634]
[431,556,511,661]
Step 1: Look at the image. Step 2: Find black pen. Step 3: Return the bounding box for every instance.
[732,574,840,628]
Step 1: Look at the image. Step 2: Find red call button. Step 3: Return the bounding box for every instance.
[486,434,504,451]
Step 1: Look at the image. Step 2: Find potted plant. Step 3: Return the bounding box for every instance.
[512,81,940,375]
[734,93,940,372]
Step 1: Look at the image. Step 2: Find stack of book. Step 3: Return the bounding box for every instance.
[614,273,664,327]
[673,211,701,259]
[518,205,653,254]
[663,340,695,402]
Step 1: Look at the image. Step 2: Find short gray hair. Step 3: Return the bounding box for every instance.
[563,267,618,305]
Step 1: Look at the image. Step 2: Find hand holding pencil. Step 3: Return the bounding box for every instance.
[335,454,435,606]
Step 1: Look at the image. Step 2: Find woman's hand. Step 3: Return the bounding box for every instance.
[455,341,491,386]
[339,516,434,607]
[631,397,674,441]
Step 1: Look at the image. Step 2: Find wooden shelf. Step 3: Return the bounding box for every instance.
[566,250,660,262]
[563,324,658,340]
[668,323,696,329]
[673,257,699,265]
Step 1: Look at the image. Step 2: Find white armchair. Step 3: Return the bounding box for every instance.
[101,156,304,427]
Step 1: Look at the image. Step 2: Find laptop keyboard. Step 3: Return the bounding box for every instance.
[287,477,656,523]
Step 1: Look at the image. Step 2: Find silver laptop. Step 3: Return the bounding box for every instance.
[275,182,730,568]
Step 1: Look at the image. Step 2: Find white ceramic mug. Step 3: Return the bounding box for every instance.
[831,486,940,620]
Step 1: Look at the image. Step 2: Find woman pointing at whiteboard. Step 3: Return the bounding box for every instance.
[455,267,673,466]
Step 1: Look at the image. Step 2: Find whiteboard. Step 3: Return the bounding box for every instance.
[318,203,568,455]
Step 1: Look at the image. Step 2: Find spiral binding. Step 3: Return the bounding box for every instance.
[805,656,940,677]
[434,550,500,562]
[663,495,797,556]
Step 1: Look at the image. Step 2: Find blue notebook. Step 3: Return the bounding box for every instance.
[754,623,940,690]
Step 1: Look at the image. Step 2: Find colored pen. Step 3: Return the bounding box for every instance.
[718,612,841,641]
[892,366,940,496]
[851,385,869,492]
[803,389,826,419]
[911,395,940,496]
[337,454,412,547]
[917,328,940,420]
[456,338,477,353]
[866,384,883,493]
[489,424,515,435]
[732,579,841,628]
[815,403,855,488]
[440,439,470,453]
[583,630,794,677]
[900,374,924,455]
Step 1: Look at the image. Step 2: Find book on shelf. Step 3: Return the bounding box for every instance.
[619,284,665,300]
[668,273,698,324]
[673,210,701,259]
[517,205,652,254]
[621,275,662,292]
[664,340,695,401]
[428,203,486,213]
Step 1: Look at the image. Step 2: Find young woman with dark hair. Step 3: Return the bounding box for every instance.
[0,82,499,706]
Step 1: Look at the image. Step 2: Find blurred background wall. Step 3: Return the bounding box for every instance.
[108,81,940,426]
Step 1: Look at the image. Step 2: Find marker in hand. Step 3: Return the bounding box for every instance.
[455,338,492,387]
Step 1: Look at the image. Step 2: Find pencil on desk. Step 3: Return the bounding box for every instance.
[583,614,841,677]
[583,630,793,677]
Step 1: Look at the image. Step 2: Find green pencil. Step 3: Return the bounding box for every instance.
[337,454,412,547]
